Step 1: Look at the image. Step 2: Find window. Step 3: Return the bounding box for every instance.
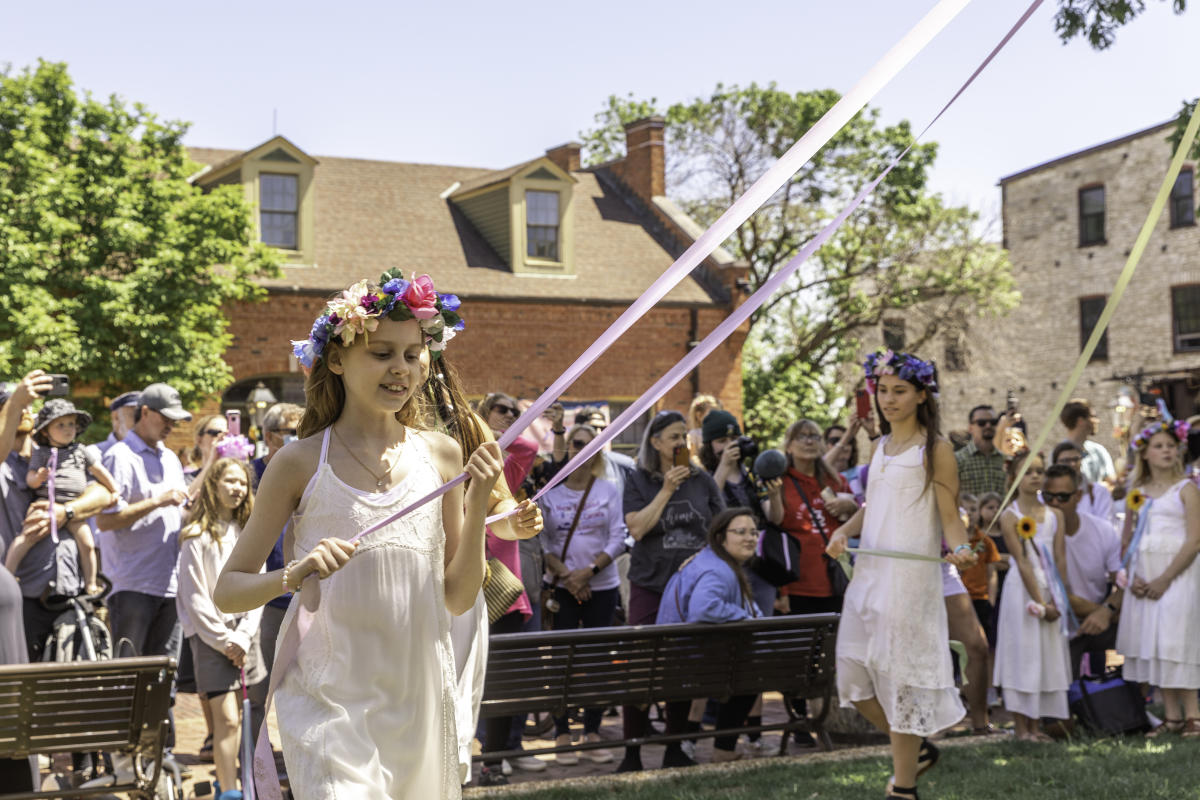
[1079,296,1108,361]
[1173,285,1200,352]
[526,190,559,260]
[881,319,905,352]
[260,173,298,249]
[1170,168,1195,229]
[1078,186,1105,246]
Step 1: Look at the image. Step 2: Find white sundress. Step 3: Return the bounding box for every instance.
[274,427,459,800]
[837,438,965,736]
[1116,479,1200,688]
[992,503,1071,719]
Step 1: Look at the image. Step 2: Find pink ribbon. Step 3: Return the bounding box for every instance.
[47,447,59,544]
[250,1,1044,794]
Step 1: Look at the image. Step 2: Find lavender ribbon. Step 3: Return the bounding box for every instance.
[47,447,59,544]
[250,2,1047,794]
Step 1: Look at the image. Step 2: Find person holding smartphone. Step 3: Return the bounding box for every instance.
[619,409,725,773]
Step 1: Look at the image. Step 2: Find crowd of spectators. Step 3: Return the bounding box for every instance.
[3,368,1197,790]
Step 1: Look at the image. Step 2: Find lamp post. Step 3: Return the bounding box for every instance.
[247,381,277,434]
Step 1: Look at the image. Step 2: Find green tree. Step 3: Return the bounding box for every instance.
[581,84,1017,442]
[0,61,281,414]
[1054,0,1186,49]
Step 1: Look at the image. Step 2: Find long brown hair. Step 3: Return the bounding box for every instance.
[707,507,756,610]
[186,414,223,468]
[873,373,941,493]
[297,338,424,439]
[179,458,254,550]
[422,354,485,465]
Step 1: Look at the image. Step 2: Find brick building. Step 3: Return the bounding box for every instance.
[184,118,749,451]
[931,120,1200,454]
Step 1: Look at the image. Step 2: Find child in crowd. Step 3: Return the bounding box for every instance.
[215,273,503,800]
[957,493,1001,647]
[177,457,264,800]
[827,351,977,800]
[26,398,117,594]
[992,451,1071,742]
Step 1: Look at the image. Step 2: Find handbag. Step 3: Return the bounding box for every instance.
[540,477,597,623]
[751,523,802,587]
[1068,669,1150,736]
[481,558,525,625]
[788,474,850,597]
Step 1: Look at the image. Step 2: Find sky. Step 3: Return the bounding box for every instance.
[1,0,1195,226]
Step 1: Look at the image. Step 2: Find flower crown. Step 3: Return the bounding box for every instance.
[1132,418,1189,450]
[291,270,464,368]
[863,349,938,395]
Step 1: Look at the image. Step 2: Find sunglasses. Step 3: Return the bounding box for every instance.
[202,428,225,437]
[1042,491,1075,503]
[972,418,998,427]
[827,437,842,447]
[492,404,518,417]
[569,438,592,450]
[272,427,298,436]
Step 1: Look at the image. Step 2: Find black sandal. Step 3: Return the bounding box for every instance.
[887,785,919,800]
[917,738,939,777]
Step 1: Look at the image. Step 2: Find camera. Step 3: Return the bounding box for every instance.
[735,434,759,463]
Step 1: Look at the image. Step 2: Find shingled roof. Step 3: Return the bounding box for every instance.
[188,143,732,306]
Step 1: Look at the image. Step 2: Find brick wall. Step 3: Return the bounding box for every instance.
[935,123,1200,456]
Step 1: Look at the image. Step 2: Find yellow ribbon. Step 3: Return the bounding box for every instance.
[987,101,1200,529]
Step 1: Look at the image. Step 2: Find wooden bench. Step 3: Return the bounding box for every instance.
[0,656,175,800]
[476,613,839,762]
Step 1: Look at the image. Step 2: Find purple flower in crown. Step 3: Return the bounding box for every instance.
[292,339,317,369]
[382,277,411,298]
[310,315,331,345]
[439,293,461,312]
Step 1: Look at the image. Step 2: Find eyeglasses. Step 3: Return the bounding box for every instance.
[569,439,591,450]
[492,404,518,417]
[1056,456,1082,466]
[1042,491,1075,503]
[972,418,998,427]
[795,433,823,443]
[726,527,759,537]
[272,427,298,436]
[202,428,224,437]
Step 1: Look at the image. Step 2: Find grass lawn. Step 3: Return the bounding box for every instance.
[492,735,1200,799]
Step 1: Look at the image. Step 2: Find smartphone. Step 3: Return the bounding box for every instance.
[672,444,691,468]
[855,388,871,420]
[225,409,241,437]
[1005,388,1018,415]
[44,374,69,397]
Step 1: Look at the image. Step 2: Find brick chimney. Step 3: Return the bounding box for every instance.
[545,142,581,173]
[620,116,665,200]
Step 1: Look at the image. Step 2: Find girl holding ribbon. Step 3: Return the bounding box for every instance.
[215,273,504,800]
[825,351,976,800]
[991,450,1071,741]
[1115,415,1200,737]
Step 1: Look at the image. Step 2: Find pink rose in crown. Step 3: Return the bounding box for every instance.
[404,274,439,319]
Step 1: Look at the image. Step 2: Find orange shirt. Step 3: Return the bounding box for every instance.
[959,530,1000,601]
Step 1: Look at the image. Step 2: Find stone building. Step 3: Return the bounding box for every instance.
[182,118,749,452]
[931,119,1200,454]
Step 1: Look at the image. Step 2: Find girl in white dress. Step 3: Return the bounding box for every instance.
[827,351,976,800]
[992,451,1071,741]
[1115,419,1200,737]
[215,274,504,800]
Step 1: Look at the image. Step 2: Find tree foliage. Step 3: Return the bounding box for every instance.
[581,84,1017,441]
[0,61,281,413]
[1054,0,1186,49]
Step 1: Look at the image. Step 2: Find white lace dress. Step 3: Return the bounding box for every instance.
[992,504,1071,719]
[837,439,965,736]
[1116,479,1200,688]
[275,428,459,800]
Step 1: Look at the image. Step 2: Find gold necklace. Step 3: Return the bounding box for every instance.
[333,425,404,490]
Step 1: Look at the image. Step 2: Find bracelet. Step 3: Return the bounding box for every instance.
[1105,602,1118,613]
[590,563,601,575]
[283,559,302,593]
[953,544,972,555]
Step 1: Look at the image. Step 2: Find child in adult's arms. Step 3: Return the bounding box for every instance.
[26,398,118,594]
[825,351,977,800]
[215,273,504,800]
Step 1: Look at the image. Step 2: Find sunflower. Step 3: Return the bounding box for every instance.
[1126,488,1146,513]
[1017,516,1037,540]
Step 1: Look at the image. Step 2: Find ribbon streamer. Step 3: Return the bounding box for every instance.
[1119,497,1153,579]
[983,98,1200,533]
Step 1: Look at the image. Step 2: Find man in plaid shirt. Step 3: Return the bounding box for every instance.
[956,405,1006,497]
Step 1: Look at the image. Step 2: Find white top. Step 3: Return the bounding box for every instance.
[538,479,626,591]
[1064,511,1121,605]
[1075,481,1114,524]
[175,521,262,653]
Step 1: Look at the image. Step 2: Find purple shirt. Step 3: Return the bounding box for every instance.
[538,479,627,591]
[101,431,186,598]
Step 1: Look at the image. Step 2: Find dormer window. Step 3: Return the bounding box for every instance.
[526,190,560,261]
[261,173,299,249]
